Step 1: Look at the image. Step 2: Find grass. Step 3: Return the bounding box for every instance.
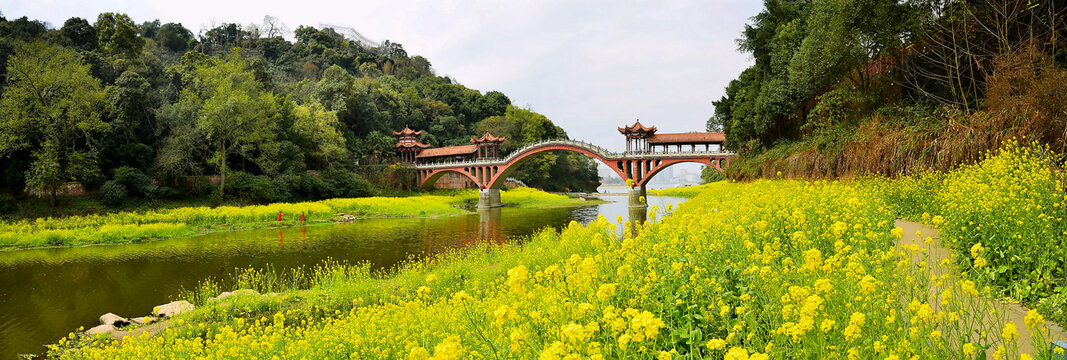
[48,169,1061,359]
[650,184,718,198]
[0,187,590,250]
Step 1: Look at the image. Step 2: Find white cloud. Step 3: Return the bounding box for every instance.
[1,0,760,154]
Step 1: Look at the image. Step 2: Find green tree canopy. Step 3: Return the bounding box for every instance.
[292,101,347,170]
[0,41,108,205]
[174,51,282,196]
[95,13,144,57]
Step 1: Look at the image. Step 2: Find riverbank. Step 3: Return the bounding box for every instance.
[0,187,595,251]
[48,176,1065,359]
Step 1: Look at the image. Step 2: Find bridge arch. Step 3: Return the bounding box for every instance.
[639,158,725,186]
[419,168,482,190]
[484,143,628,189]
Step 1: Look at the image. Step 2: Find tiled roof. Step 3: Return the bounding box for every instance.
[470,132,506,144]
[618,120,658,134]
[648,132,725,145]
[416,145,479,158]
[393,127,423,137]
[396,141,431,149]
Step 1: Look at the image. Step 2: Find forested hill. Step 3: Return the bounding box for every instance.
[709,0,1067,180]
[0,13,600,209]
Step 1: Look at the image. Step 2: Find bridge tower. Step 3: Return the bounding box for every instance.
[618,119,656,153]
[471,132,506,160]
[618,120,657,208]
[393,126,430,164]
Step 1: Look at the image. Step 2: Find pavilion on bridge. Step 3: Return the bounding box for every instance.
[618,120,725,153]
[393,127,431,163]
[394,128,507,164]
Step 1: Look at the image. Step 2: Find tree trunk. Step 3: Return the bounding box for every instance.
[219,143,227,198]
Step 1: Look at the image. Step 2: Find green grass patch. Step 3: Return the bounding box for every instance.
[0,188,586,250]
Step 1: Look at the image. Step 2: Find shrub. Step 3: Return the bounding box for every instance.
[0,194,16,214]
[296,173,332,200]
[99,180,128,206]
[324,171,374,198]
[113,166,153,197]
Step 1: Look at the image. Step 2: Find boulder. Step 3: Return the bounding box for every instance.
[86,324,118,337]
[131,316,157,325]
[152,300,194,318]
[99,313,129,326]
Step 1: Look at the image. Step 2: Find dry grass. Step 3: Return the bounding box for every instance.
[731,46,1067,180]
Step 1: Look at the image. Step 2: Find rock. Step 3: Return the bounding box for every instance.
[152,300,194,318]
[212,289,260,301]
[131,316,157,325]
[99,313,129,326]
[86,324,117,336]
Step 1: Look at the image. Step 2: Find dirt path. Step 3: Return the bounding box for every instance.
[895,220,1066,355]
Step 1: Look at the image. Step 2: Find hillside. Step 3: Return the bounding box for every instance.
[709,0,1067,180]
[0,13,599,215]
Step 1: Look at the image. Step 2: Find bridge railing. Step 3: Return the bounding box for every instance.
[415,138,735,169]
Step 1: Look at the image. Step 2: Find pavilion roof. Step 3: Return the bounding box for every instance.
[396,141,431,149]
[416,145,479,159]
[618,120,657,134]
[470,132,506,144]
[648,132,725,145]
[393,126,423,137]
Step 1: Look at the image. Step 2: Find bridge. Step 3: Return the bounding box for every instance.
[394,120,735,209]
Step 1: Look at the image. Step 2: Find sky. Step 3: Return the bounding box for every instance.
[2,0,761,179]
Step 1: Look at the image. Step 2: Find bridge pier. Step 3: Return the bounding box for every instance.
[478,188,502,209]
[628,184,647,209]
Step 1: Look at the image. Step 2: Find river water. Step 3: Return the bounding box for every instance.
[0,195,687,358]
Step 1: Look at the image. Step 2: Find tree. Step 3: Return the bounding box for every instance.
[262,15,290,38]
[175,52,281,196]
[789,0,915,96]
[156,23,195,52]
[292,101,347,170]
[0,16,47,41]
[475,91,511,121]
[139,20,161,39]
[101,71,157,170]
[0,42,108,205]
[60,17,97,51]
[96,13,144,57]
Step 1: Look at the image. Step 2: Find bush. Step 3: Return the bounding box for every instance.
[225,172,278,204]
[324,171,374,198]
[113,167,153,197]
[100,180,128,206]
[296,173,332,200]
[0,194,16,214]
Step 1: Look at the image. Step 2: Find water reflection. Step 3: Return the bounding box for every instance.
[478,207,504,244]
[629,205,649,237]
[0,195,686,358]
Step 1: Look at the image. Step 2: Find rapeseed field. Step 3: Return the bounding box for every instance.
[51,145,1062,358]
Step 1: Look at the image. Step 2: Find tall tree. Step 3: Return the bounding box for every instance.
[95,13,144,57]
[60,17,97,51]
[0,42,108,205]
[156,23,195,52]
[174,52,281,196]
[292,101,347,170]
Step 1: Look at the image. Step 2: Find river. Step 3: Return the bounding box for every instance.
[0,195,687,358]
